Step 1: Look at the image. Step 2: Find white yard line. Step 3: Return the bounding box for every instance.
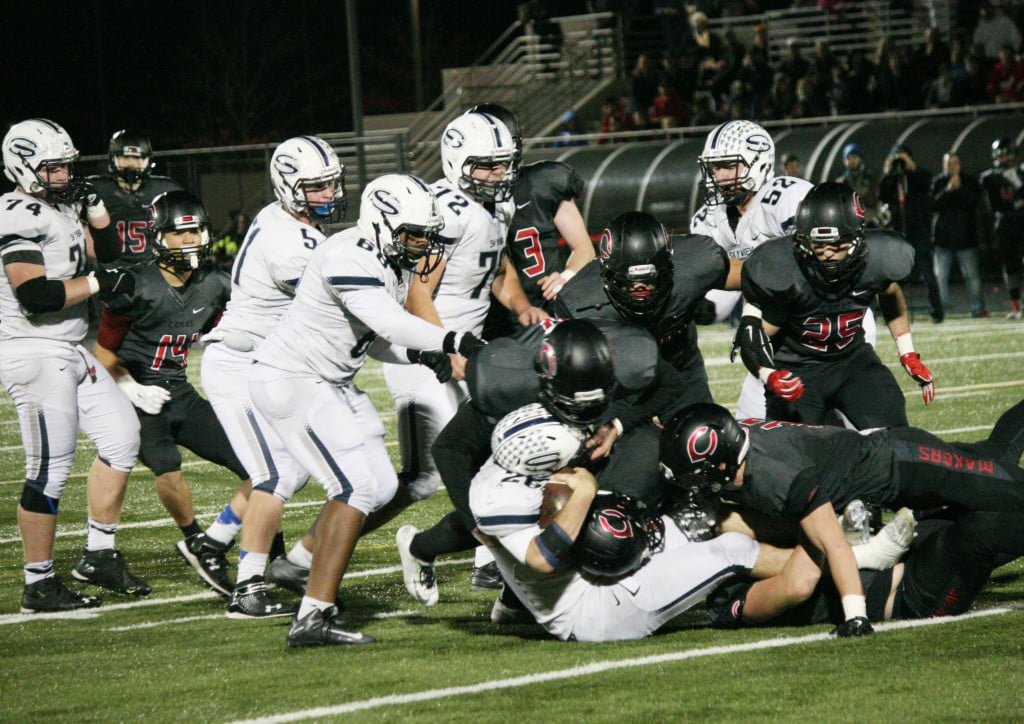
[228,607,1015,723]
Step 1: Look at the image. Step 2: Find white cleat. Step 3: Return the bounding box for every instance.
[396,525,439,606]
[839,499,871,546]
[851,507,916,571]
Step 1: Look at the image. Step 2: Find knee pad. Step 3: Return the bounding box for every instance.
[405,472,441,502]
[21,484,59,515]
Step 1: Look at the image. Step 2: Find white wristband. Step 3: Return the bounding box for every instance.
[757,366,775,385]
[86,199,108,222]
[611,418,623,436]
[86,273,101,295]
[560,269,576,283]
[895,332,914,357]
[842,594,867,620]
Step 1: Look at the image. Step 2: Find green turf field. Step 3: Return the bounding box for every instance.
[2,316,1023,721]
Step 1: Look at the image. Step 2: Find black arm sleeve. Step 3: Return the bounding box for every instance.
[15,276,67,313]
[732,315,776,377]
[90,224,122,264]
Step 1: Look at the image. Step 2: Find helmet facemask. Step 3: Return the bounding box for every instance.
[698,120,775,207]
[794,229,868,301]
[382,219,444,278]
[460,156,516,203]
[148,191,213,276]
[698,156,757,207]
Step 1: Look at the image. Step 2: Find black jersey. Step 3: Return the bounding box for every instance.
[742,231,914,365]
[102,264,230,385]
[87,174,183,262]
[506,161,585,304]
[733,418,895,520]
[553,233,728,370]
[980,165,1024,221]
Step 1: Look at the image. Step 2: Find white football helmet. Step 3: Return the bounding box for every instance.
[270,135,346,222]
[3,119,80,201]
[358,173,444,273]
[697,120,775,207]
[440,113,517,203]
[491,403,587,479]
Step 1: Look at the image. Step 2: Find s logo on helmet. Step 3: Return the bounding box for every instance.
[852,192,866,218]
[537,341,557,378]
[443,128,465,149]
[745,134,772,154]
[686,425,719,463]
[8,137,38,161]
[599,228,612,260]
[273,154,299,178]
[597,508,635,539]
[370,189,400,218]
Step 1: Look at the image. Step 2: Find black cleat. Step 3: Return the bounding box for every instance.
[21,576,102,613]
[227,576,298,619]
[72,549,151,596]
[266,556,310,595]
[470,561,503,591]
[831,616,875,638]
[176,533,234,597]
[286,605,376,647]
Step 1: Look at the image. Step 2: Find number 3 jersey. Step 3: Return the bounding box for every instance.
[98,264,230,385]
[741,230,914,364]
[0,191,90,343]
[429,178,514,334]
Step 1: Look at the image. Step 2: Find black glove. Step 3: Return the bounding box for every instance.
[442,331,486,358]
[90,267,135,301]
[692,298,717,325]
[408,349,453,383]
[66,180,102,208]
[830,616,874,638]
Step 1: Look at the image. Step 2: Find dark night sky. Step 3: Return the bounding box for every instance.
[2,1,524,155]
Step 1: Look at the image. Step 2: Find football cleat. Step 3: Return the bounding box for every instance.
[831,616,874,638]
[490,585,534,625]
[396,525,438,606]
[840,499,871,545]
[470,561,503,592]
[227,576,298,619]
[21,576,102,613]
[286,605,376,647]
[266,556,310,595]
[176,533,233,597]
[72,549,151,596]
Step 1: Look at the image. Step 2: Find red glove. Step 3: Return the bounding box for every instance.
[765,369,804,401]
[900,352,935,405]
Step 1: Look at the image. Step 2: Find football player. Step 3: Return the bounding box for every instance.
[200,136,343,614]
[1,119,145,611]
[661,400,1024,631]
[735,182,934,427]
[244,174,483,646]
[86,130,183,263]
[93,191,249,598]
[979,137,1024,319]
[376,113,523,535]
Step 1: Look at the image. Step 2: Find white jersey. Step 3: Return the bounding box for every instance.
[429,179,513,334]
[469,457,591,640]
[255,226,452,385]
[0,191,89,343]
[690,175,812,259]
[206,202,325,347]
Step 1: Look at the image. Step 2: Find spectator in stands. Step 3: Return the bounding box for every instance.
[843,48,878,113]
[880,144,944,323]
[691,11,727,93]
[781,153,802,178]
[931,150,988,318]
[553,110,587,147]
[911,26,951,94]
[597,96,633,145]
[972,1,1022,71]
[836,142,881,226]
[737,47,774,114]
[779,38,809,85]
[710,28,746,102]
[985,44,1024,102]
[653,0,691,60]
[875,47,918,110]
[770,71,798,118]
[629,53,659,129]
[963,43,993,104]
[650,83,689,131]
[811,39,837,98]
[690,92,720,126]
[925,63,967,108]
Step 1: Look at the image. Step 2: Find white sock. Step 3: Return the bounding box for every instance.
[86,519,117,551]
[24,560,54,585]
[205,504,242,545]
[474,545,495,568]
[298,596,334,619]
[287,541,313,568]
[851,511,912,570]
[237,551,268,583]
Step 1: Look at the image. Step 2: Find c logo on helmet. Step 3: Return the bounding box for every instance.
[443,128,465,149]
[597,507,634,539]
[686,425,719,463]
[537,341,557,378]
[370,189,400,217]
[599,228,612,260]
[8,137,38,161]
[852,192,866,218]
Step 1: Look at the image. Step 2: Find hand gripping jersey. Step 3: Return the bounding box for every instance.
[506,161,586,304]
[0,191,89,343]
[205,202,325,348]
[741,230,914,365]
[691,175,813,260]
[99,264,230,385]
[429,178,514,334]
[254,226,451,385]
[87,174,183,262]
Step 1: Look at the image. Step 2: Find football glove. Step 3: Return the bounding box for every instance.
[443,331,486,358]
[118,376,171,415]
[408,349,453,384]
[830,616,874,638]
[900,352,935,405]
[67,180,108,220]
[89,267,135,302]
[764,369,804,401]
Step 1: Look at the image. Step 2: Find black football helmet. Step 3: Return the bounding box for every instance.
[660,403,750,497]
[147,190,212,273]
[108,129,155,187]
[468,103,522,169]
[599,211,674,324]
[792,182,868,300]
[571,492,652,578]
[535,318,616,427]
[992,137,1016,167]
